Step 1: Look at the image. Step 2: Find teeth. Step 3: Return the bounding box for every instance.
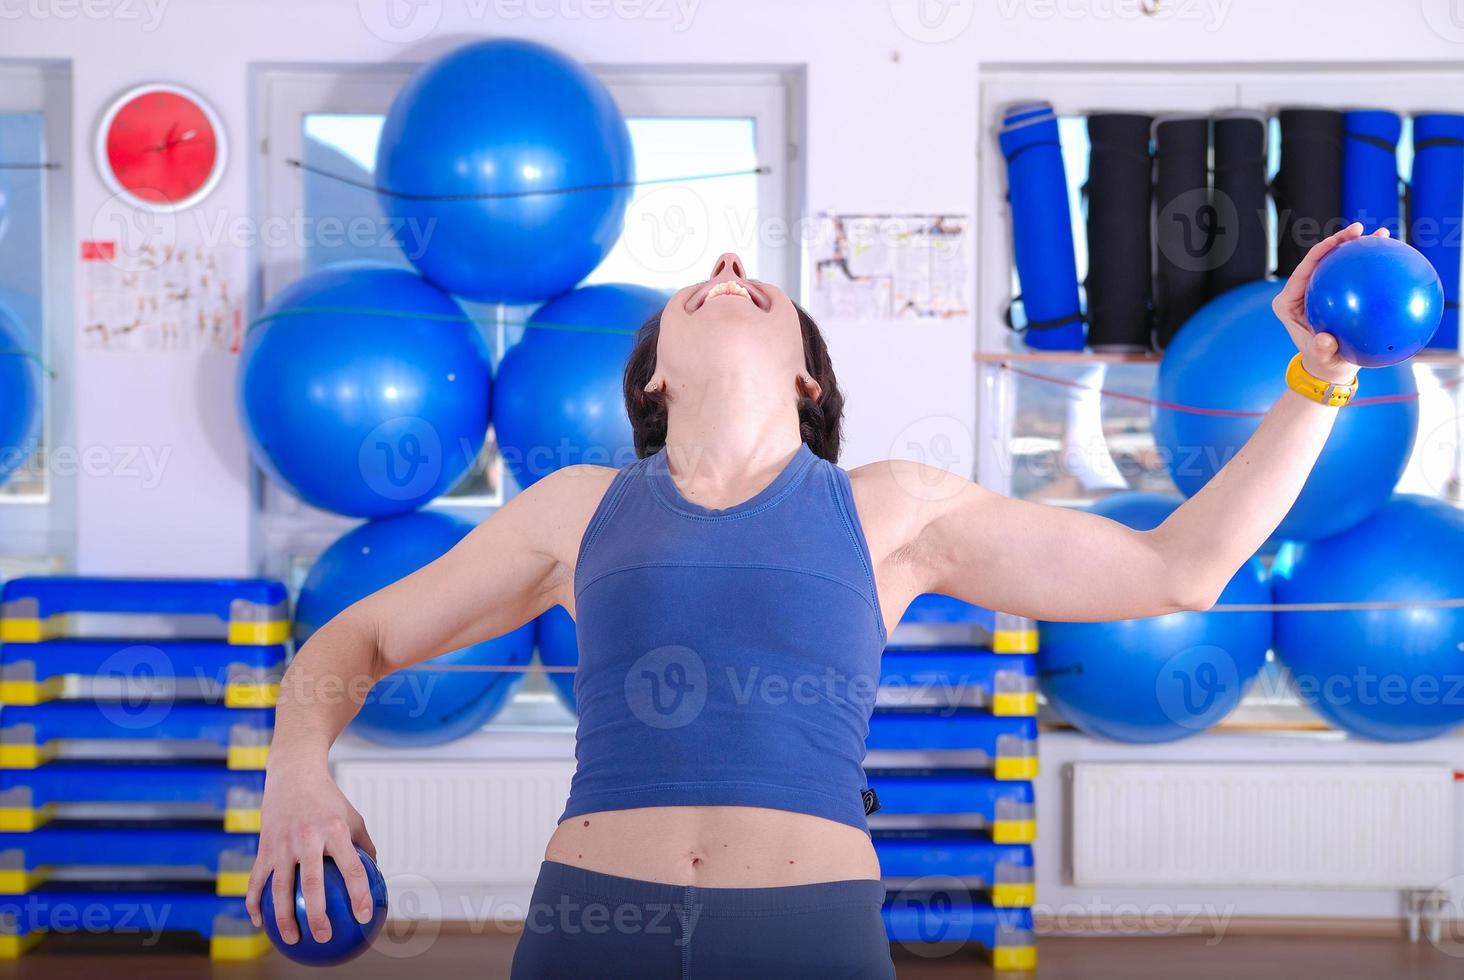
[707,281,751,301]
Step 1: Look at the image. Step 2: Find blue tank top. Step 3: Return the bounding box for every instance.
[561,443,887,831]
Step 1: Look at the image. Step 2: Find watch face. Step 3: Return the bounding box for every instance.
[101,86,224,209]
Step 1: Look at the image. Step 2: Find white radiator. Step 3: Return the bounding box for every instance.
[1071,763,1455,890]
[334,758,573,919]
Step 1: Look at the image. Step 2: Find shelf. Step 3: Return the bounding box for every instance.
[975,350,1464,365]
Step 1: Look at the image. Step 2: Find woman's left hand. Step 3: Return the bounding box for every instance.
[1271,220,1382,385]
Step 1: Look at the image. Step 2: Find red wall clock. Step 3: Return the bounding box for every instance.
[96,83,227,211]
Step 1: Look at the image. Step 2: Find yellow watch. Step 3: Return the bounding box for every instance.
[1286,353,1357,407]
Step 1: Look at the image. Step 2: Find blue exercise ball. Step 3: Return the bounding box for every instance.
[1305,236,1443,367]
[1037,493,1272,743]
[238,265,491,518]
[263,846,387,966]
[0,303,40,489]
[493,283,666,488]
[1273,494,1464,742]
[295,511,534,746]
[1154,279,1418,541]
[536,605,578,713]
[376,39,633,304]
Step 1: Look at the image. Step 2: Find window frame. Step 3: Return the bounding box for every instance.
[249,62,802,577]
[0,60,75,569]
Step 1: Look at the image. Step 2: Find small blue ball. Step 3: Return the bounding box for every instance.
[262,847,388,966]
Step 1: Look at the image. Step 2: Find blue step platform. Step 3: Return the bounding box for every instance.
[0,823,257,895]
[0,884,266,959]
[883,894,1035,970]
[0,578,289,645]
[873,830,1034,907]
[878,647,1036,715]
[863,769,1035,842]
[866,709,1037,780]
[0,702,273,770]
[0,763,264,832]
[889,594,1036,654]
[0,639,284,707]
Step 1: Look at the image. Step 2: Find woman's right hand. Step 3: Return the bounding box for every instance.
[245,758,378,945]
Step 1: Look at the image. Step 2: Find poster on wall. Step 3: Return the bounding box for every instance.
[809,213,971,321]
[80,240,242,353]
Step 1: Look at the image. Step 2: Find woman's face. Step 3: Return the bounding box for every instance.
[649,252,811,400]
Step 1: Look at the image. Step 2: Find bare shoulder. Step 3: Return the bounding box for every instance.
[532,463,620,507]
[847,459,975,515]
[846,459,976,560]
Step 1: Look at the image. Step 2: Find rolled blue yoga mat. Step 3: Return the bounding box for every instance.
[999,101,1084,350]
[1410,112,1464,350]
[1342,110,1402,238]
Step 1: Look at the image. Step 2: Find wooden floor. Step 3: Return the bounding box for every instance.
[0,933,1459,978]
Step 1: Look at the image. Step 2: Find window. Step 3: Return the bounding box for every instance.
[253,66,799,571]
[0,62,74,568]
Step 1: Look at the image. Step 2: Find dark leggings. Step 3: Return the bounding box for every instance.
[510,861,896,980]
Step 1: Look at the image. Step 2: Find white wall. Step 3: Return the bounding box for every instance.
[6,0,1464,924]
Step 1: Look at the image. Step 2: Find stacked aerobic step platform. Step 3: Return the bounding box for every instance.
[0,577,286,959]
[868,594,1038,971]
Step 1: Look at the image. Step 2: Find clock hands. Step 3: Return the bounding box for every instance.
[147,124,202,154]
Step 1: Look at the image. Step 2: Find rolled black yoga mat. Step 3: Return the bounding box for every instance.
[1085,112,1153,350]
[1209,111,1269,298]
[1274,108,1344,277]
[1152,115,1210,349]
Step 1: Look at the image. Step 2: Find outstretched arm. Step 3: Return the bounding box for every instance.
[860,224,1374,625]
[245,465,612,943]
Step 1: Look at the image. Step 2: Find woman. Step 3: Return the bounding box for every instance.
[248,225,1377,978]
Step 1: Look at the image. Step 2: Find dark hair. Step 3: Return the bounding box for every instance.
[622,302,845,463]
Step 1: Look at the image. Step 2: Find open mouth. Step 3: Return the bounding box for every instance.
[687,277,771,313]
